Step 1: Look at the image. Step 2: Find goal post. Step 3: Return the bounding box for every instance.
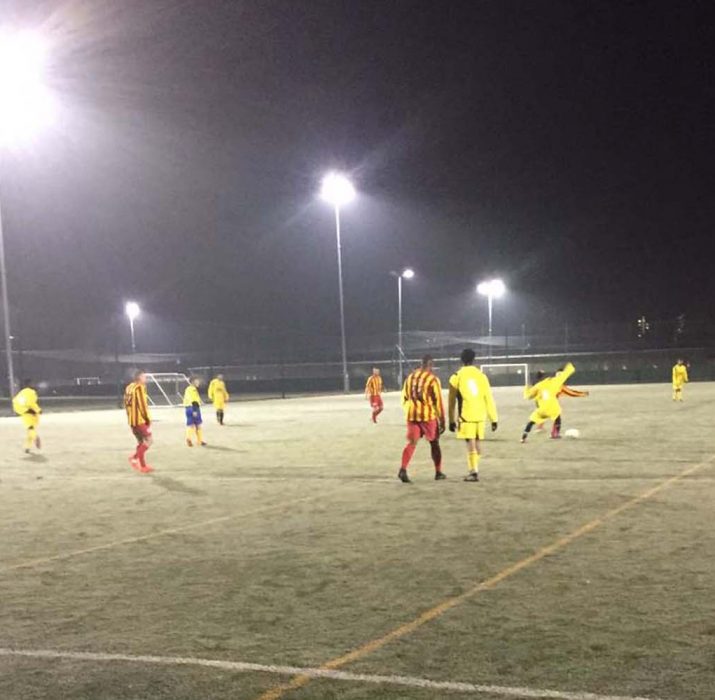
[145,372,190,407]
[480,363,530,388]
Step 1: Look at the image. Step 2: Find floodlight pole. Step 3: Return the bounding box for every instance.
[334,204,349,392]
[397,274,404,382]
[487,292,494,363]
[0,193,15,399]
[129,317,136,355]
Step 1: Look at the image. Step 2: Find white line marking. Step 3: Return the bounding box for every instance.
[0,647,660,700]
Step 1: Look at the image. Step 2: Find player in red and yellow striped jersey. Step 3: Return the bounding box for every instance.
[124,370,153,473]
[398,356,446,483]
[365,367,384,423]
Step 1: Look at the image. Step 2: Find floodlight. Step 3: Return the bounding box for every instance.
[0,30,55,145]
[477,278,506,298]
[320,172,356,207]
[401,268,415,279]
[125,301,141,321]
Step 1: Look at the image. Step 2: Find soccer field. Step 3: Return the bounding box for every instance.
[0,383,713,700]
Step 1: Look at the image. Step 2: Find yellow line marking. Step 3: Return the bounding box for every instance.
[0,494,320,574]
[256,455,714,700]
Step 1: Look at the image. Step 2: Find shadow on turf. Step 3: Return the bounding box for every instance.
[149,475,207,496]
[202,444,248,453]
[23,453,48,464]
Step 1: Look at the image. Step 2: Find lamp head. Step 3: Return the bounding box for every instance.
[320,172,356,207]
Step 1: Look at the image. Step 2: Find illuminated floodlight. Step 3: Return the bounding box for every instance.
[320,172,356,207]
[125,301,141,321]
[401,268,415,279]
[477,278,506,298]
[0,29,55,145]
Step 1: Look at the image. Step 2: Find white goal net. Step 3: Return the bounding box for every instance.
[145,373,190,407]
[480,363,529,388]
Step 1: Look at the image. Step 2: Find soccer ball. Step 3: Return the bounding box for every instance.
[564,428,581,439]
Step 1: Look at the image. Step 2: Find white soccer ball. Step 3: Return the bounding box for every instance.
[564,428,581,439]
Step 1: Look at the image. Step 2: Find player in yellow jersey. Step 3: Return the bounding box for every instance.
[124,370,153,473]
[13,379,42,454]
[208,374,230,425]
[448,349,498,482]
[183,376,207,446]
[672,359,688,401]
[365,367,384,423]
[521,362,575,442]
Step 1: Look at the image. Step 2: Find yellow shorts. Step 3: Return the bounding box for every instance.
[457,422,485,440]
[530,408,560,424]
[21,413,39,430]
[213,400,226,410]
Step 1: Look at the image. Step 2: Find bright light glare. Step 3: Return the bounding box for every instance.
[320,172,356,207]
[477,278,506,298]
[125,302,141,321]
[0,30,55,146]
[401,268,415,279]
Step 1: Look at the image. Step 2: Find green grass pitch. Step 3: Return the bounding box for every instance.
[0,383,713,700]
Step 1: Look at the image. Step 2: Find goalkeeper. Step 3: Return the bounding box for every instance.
[183,377,207,447]
[521,362,575,442]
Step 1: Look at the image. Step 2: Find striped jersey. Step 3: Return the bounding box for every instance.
[124,382,151,427]
[402,369,444,422]
[365,374,384,397]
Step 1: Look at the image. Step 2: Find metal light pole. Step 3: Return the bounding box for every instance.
[0,30,54,398]
[391,268,414,383]
[477,278,506,364]
[0,198,14,397]
[320,172,355,393]
[125,302,140,355]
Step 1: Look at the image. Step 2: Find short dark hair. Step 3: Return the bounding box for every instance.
[22,378,33,388]
[460,348,476,365]
[536,370,545,381]
[133,369,145,380]
[421,354,433,368]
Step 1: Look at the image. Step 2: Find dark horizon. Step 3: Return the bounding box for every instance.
[3,0,715,352]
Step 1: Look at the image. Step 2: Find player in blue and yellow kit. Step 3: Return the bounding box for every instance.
[183,377,207,447]
[448,349,498,482]
[13,379,42,454]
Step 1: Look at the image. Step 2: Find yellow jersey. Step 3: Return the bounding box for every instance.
[208,378,229,405]
[183,385,202,407]
[672,364,688,387]
[448,365,497,424]
[525,363,575,416]
[13,387,40,416]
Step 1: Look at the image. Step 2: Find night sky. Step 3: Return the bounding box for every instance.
[4,0,715,350]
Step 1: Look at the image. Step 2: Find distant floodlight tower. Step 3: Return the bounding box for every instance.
[477,278,506,363]
[320,172,356,393]
[125,302,141,354]
[390,268,415,382]
[0,29,54,399]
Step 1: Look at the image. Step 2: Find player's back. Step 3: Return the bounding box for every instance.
[125,382,150,426]
[449,366,496,423]
[13,387,38,415]
[402,369,442,422]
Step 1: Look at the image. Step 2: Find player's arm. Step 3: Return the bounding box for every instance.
[138,386,151,424]
[684,367,689,383]
[482,375,498,430]
[432,377,446,430]
[208,381,215,402]
[555,362,575,390]
[524,384,538,400]
[365,377,372,399]
[560,385,589,398]
[447,374,458,431]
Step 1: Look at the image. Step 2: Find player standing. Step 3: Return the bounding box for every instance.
[183,376,207,446]
[124,370,153,473]
[365,367,384,423]
[13,379,42,454]
[521,362,575,442]
[672,359,688,401]
[447,349,498,482]
[208,373,230,425]
[398,356,446,483]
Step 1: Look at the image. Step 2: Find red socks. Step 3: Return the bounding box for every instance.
[401,443,416,469]
[136,442,149,468]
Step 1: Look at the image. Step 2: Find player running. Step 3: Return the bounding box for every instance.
[365,367,384,423]
[533,370,589,432]
[124,370,153,473]
[448,349,498,482]
[183,376,207,446]
[672,359,689,401]
[398,356,446,483]
[208,373,230,425]
[13,379,42,454]
[521,362,575,442]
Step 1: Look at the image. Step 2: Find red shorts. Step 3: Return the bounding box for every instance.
[370,395,384,409]
[406,419,440,443]
[131,424,152,442]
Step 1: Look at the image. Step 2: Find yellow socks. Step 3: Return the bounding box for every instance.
[196,427,204,444]
[468,451,480,473]
[24,429,35,451]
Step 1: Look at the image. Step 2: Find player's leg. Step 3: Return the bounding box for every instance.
[463,437,480,481]
[398,423,420,482]
[196,409,206,446]
[185,407,195,446]
[23,419,36,453]
[551,414,562,439]
[424,420,445,480]
[372,396,384,423]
